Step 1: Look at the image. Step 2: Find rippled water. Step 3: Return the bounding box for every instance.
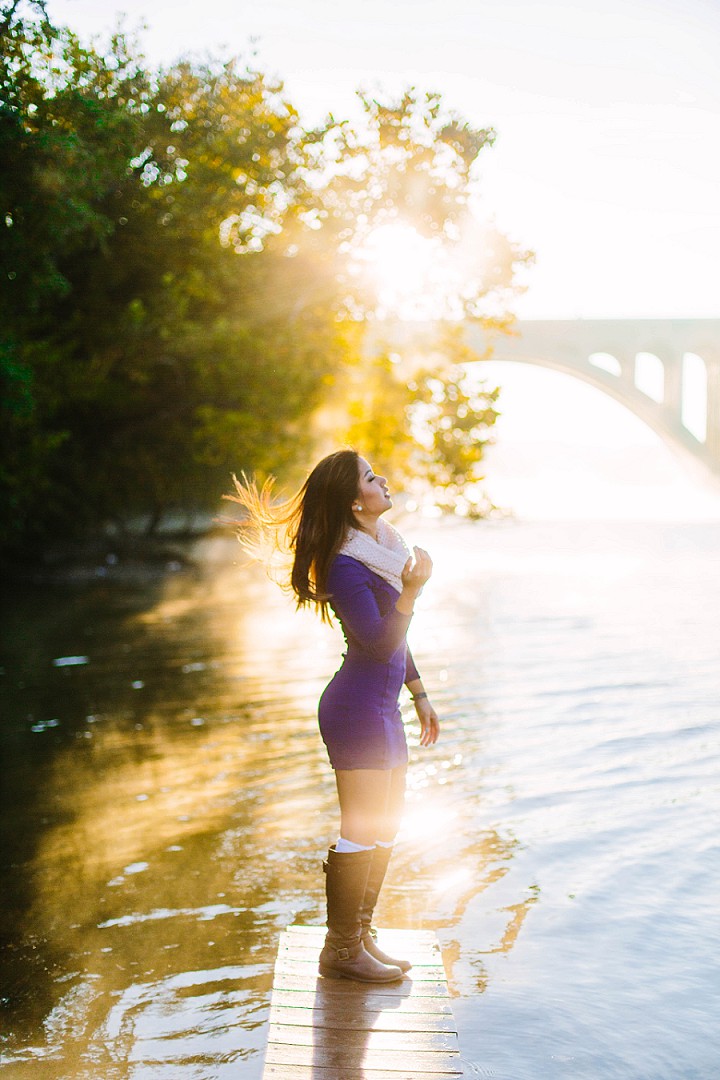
[1,518,719,1079]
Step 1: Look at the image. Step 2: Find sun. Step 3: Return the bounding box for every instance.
[351,222,446,320]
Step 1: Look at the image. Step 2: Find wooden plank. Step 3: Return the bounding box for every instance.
[262,926,463,1078]
[270,988,453,1015]
[275,958,447,982]
[266,1024,458,1052]
[286,924,436,937]
[280,926,440,951]
[278,946,442,972]
[272,972,449,998]
[278,931,443,973]
[264,1043,462,1073]
[284,927,438,946]
[269,1005,453,1032]
[263,1068,455,1080]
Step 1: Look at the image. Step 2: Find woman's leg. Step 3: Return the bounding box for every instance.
[334,768,394,846]
[319,765,403,982]
[336,764,411,972]
[376,764,407,842]
[334,763,407,844]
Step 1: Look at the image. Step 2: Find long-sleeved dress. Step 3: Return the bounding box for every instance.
[318,554,419,770]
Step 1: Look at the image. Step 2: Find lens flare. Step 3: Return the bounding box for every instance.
[353,223,442,320]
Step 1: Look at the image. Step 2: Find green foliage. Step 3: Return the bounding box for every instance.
[410,361,501,518]
[309,91,528,513]
[333,330,502,518]
[332,353,416,479]
[0,4,346,554]
[300,88,531,321]
[0,3,529,559]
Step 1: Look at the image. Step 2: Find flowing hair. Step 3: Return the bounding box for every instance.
[224,449,360,623]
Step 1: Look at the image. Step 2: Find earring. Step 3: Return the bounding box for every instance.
[354,504,363,511]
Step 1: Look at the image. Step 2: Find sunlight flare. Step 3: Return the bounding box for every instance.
[349,213,513,320]
[398,796,459,843]
[352,223,443,320]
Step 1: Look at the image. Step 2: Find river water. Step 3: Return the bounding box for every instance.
[1,517,719,1079]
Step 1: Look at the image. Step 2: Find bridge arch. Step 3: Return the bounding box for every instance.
[483,349,699,463]
[681,352,708,443]
[634,352,664,404]
[463,319,720,480]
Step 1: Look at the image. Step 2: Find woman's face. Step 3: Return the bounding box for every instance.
[355,457,392,517]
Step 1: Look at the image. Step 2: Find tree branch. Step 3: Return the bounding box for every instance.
[0,0,49,38]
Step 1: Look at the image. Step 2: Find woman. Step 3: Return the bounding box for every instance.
[229,449,439,983]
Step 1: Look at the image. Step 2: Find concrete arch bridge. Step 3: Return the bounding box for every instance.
[464,319,720,481]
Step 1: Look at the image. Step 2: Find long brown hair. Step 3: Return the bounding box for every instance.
[225,449,360,622]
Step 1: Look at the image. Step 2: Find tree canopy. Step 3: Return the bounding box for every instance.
[0,1,531,560]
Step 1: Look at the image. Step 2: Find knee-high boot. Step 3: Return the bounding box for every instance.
[358,844,412,972]
[318,846,403,982]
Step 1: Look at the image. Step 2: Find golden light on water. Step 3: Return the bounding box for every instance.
[429,865,474,895]
[398,796,459,844]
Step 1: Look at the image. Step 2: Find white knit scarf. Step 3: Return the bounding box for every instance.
[338,519,411,594]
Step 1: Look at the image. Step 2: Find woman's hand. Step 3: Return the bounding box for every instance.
[415,696,440,747]
[401,546,433,596]
[396,547,432,615]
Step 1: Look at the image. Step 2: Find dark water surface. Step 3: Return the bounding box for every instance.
[1,519,719,1079]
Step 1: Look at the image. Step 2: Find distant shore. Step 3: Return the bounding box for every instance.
[3,522,224,588]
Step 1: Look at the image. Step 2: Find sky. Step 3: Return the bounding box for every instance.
[47,0,720,320]
[44,0,720,518]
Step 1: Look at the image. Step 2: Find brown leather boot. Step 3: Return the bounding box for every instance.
[358,844,412,972]
[318,847,403,983]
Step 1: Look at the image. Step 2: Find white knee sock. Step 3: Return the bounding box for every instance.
[335,837,374,853]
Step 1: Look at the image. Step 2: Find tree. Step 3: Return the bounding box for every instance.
[305,89,531,510]
[326,328,502,517]
[408,330,502,517]
[0,6,531,560]
[0,6,351,554]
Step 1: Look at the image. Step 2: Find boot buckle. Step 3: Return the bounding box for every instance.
[335,947,351,960]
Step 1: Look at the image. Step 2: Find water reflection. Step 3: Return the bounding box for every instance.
[3,520,719,1078]
[0,528,520,1076]
[307,974,416,1076]
[1,548,340,1076]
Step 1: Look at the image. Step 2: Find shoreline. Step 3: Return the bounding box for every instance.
[6,513,720,589]
[2,531,215,589]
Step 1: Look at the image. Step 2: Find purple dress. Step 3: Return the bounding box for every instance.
[318,554,420,770]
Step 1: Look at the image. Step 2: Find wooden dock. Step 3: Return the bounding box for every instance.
[262,924,463,1079]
